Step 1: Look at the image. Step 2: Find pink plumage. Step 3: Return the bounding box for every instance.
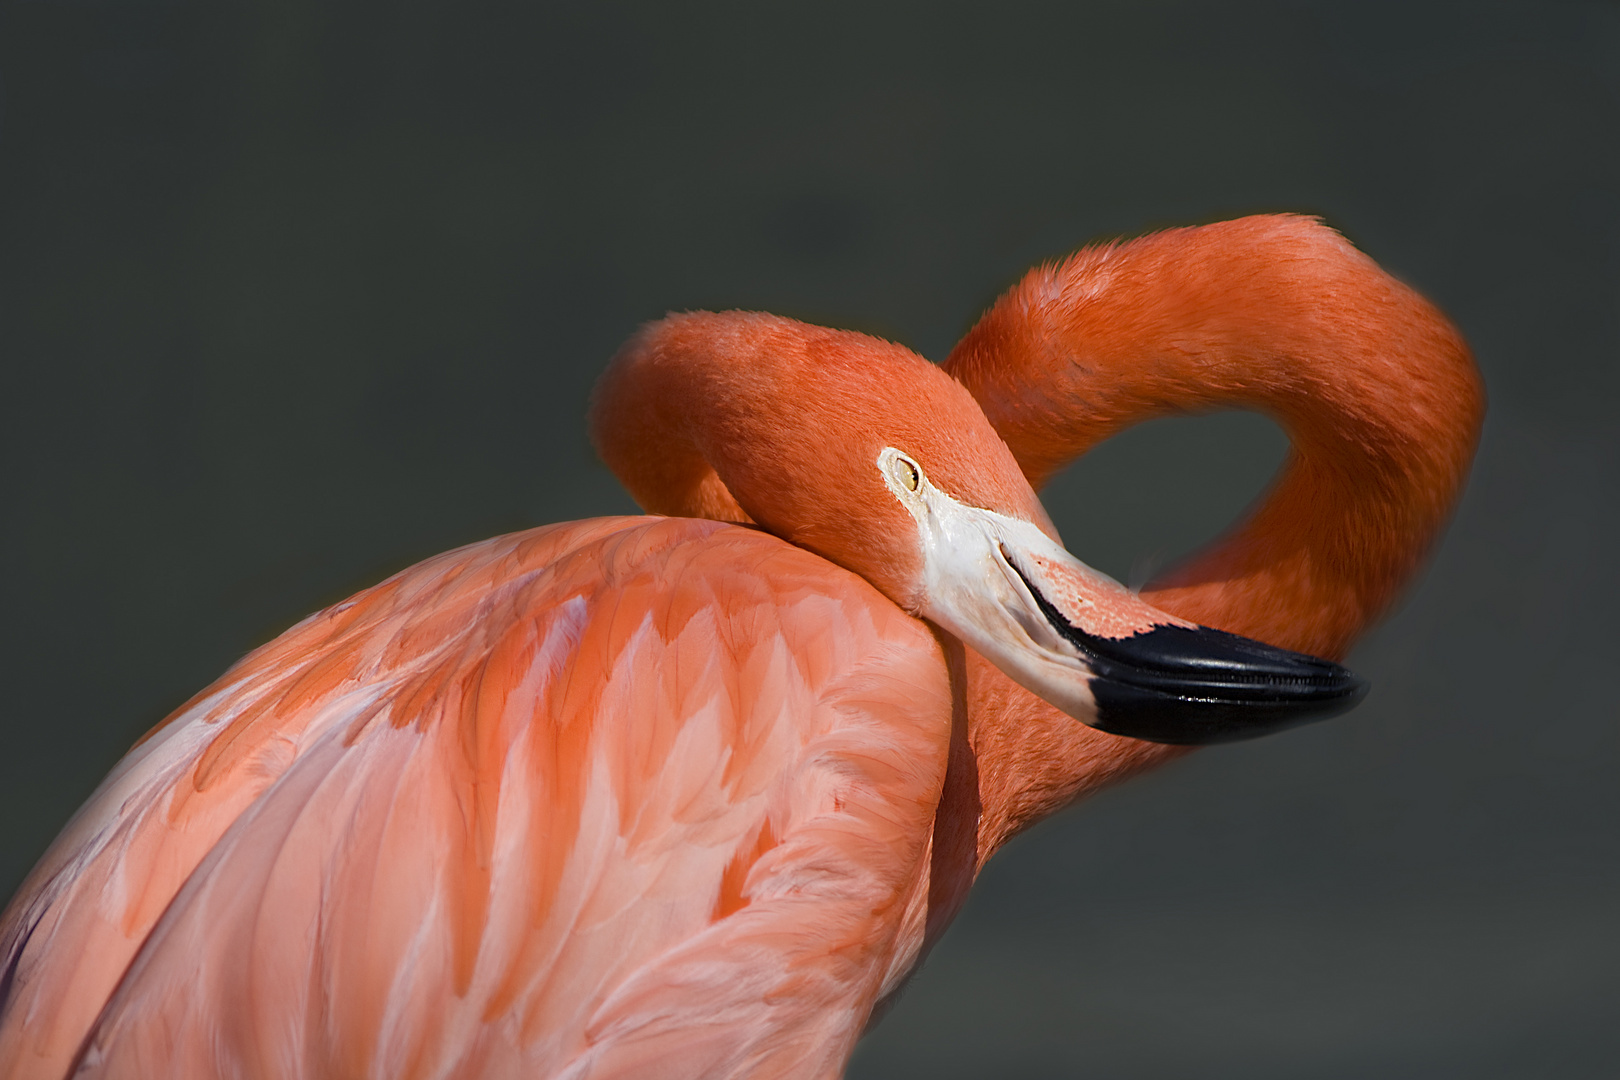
[3,519,950,1078]
[0,216,1482,1079]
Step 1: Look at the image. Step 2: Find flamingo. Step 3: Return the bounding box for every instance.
[0,215,1482,1079]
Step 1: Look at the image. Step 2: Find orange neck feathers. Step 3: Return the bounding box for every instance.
[936,216,1482,868]
[946,215,1485,659]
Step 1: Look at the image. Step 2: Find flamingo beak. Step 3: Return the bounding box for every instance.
[878,448,1367,745]
[993,543,1369,744]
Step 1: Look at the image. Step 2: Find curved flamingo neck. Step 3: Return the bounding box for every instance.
[931,216,1483,866]
[945,215,1484,660]
[589,316,758,526]
[589,225,1484,884]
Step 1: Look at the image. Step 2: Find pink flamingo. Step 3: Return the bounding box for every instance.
[0,215,1482,1079]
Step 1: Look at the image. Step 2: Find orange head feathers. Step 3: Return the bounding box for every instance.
[592,310,1054,612]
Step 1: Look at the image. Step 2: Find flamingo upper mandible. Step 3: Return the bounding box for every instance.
[0,215,1481,1079]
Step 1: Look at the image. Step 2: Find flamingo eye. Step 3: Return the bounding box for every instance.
[877,447,927,503]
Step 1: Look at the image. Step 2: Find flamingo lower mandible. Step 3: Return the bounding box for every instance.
[0,215,1482,1079]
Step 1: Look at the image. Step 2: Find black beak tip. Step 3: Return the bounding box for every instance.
[1080,623,1373,746]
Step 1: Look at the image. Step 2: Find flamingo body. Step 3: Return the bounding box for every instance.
[1,518,949,1079]
[0,215,1483,1079]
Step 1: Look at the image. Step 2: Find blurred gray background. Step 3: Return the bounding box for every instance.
[1,2,1616,1076]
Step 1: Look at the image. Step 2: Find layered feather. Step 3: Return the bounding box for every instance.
[0,517,950,1080]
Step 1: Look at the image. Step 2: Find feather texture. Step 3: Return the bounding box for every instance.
[0,517,950,1080]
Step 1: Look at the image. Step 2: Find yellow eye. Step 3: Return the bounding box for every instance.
[898,458,920,492]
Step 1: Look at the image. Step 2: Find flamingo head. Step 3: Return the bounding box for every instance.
[869,444,1366,744]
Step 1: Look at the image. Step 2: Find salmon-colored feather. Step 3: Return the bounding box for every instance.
[0,519,950,1079]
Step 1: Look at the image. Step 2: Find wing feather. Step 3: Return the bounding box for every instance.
[0,516,951,1080]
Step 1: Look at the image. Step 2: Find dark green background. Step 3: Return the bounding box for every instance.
[2,2,1616,1076]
